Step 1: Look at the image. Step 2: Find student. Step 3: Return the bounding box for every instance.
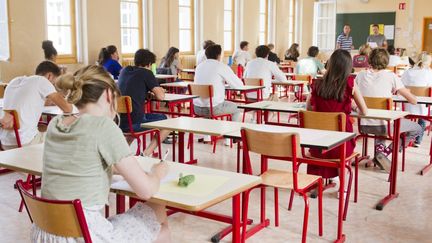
[194,44,244,122]
[296,46,326,78]
[38,65,170,242]
[42,40,58,62]
[401,54,432,146]
[196,40,215,66]
[336,24,354,52]
[306,49,368,181]
[159,47,182,76]
[117,49,171,155]
[98,45,122,79]
[367,24,387,48]
[0,61,72,150]
[284,43,300,62]
[387,45,402,67]
[267,44,281,64]
[355,48,421,172]
[232,41,252,67]
[352,44,371,68]
[244,45,287,100]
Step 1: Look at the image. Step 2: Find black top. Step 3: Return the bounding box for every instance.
[268,52,281,64]
[118,66,159,128]
[284,55,298,62]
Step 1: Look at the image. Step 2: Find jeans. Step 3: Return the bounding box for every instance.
[121,113,167,133]
[194,101,241,121]
[416,119,427,144]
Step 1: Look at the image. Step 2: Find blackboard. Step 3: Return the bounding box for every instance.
[336,12,396,49]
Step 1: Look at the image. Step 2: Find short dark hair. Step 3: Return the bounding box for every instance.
[35,61,61,76]
[369,48,389,70]
[387,45,396,55]
[344,24,350,28]
[255,45,270,58]
[372,24,379,28]
[240,41,249,50]
[205,44,222,60]
[307,46,319,57]
[203,40,216,50]
[134,49,156,67]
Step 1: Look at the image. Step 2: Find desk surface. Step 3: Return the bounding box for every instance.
[351,109,409,120]
[157,93,198,102]
[392,95,432,105]
[160,81,192,88]
[272,80,308,86]
[238,101,306,113]
[181,69,195,73]
[0,99,78,116]
[155,74,178,79]
[225,85,265,91]
[0,144,44,176]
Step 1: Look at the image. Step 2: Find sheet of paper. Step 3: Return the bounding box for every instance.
[384,25,395,40]
[367,42,378,48]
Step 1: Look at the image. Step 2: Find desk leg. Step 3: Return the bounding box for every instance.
[232,194,241,243]
[335,143,346,243]
[178,131,185,163]
[420,136,432,175]
[116,194,125,214]
[376,118,400,210]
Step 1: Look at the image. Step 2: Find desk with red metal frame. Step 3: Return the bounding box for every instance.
[237,101,305,125]
[0,99,79,117]
[149,93,198,117]
[224,124,355,243]
[160,81,193,94]
[225,85,265,103]
[155,74,177,83]
[351,109,409,211]
[180,68,195,81]
[272,80,308,100]
[392,95,432,175]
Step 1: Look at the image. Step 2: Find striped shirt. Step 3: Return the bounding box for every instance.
[337,34,353,51]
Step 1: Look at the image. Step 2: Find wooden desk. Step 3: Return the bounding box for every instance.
[149,93,198,117]
[160,81,192,94]
[392,95,432,105]
[237,101,305,125]
[0,99,78,116]
[181,68,195,74]
[351,109,408,211]
[0,144,43,176]
[155,74,177,82]
[225,85,265,103]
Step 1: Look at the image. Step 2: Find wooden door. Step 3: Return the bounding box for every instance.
[423,18,432,53]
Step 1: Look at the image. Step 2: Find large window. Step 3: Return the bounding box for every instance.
[259,0,268,45]
[288,0,295,46]
[313,0,336,51]
[0,0,10,61]
[224,0,234,53]
[46,0,77,63]
[120,0,143,55]
[179,0,194,53]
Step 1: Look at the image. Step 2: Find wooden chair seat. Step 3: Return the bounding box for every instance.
[261,169,321,190]
[304,152,360,163]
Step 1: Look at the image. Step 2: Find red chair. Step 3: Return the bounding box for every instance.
[117,96,162,157]
[240,128,323,243]
[242,78,264,122]
[16,180,92,243]
[188,84,232,153]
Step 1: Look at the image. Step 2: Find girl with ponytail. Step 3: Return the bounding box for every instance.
[37,65,171,242]
[97,45,122,79]
[42,40,58,62]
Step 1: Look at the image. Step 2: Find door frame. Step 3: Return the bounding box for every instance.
[422,17,432,52]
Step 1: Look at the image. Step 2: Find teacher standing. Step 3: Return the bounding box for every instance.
[366,24,387,48]
[336,24,354,52]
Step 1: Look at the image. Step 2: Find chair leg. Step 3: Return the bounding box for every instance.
[301,193,310,243]
[212,136,217,153]
[274,188,279,227]
[241,190,251,243]
[343,165,353,221]
[402,136,406,172]
[288,190,295,211]
[354,156,359,203]
[318,179,323,236]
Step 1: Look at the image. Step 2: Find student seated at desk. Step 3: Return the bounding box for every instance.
[194,44,244,122]
[284,43,300,62]
[0,61,72,150]
[352,44,371,68]
[42,40,57,63]
[39,65,170,242]
[267,44,281,64]
[387,45,402,67]
[355,48,421,172]
[233,41,252,67]
[118,49,171,155]
[306,49,368,181]
[196,40,215,66]
[159,47,182,76]
[244,45,287,100]
[296,46,326,78]
[401,54,432,146]
[98,45,122,79]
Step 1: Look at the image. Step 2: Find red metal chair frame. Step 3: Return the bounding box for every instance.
[241,79,264,122]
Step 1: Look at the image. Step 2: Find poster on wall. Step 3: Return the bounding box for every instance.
[384,25,395,40]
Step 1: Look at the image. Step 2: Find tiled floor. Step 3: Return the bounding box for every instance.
[1,115,432,242]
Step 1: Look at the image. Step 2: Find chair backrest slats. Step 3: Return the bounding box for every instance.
[363,96,392,110]
[299,110,346,132]
[244,78,263,86]
[188,84,213,99]
[116,96,133,114]
[406,86,431,97]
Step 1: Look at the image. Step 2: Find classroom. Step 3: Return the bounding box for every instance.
[0,0,431,242]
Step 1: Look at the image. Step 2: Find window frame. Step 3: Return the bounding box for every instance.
[0,0,11,61]
[120,0,144,58]
[313,0,336,52]
[45,0,78,64]
[223,0,235,55]
[288,0,296,47]
[259,0,269,45]
[178,0,195,55]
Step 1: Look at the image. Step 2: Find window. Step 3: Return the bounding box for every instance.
[224,0,234,53]
[179,0,194,53]
[0,0,10,61]
[46,0,77,63]
[288,0,295,46]
[313,0,336,51]
[259,0,268,45]
[120,0,143,55]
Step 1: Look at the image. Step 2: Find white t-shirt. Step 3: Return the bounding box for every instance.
[233,50,252,67]
[196,49,207,66]
[355,69,404,126]
[388,55,402,67]
[244,57,288,99]
[401,67,432,116]
[0,75,56,145]
[194,59,244,107]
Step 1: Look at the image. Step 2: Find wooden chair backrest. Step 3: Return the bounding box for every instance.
[3,109,20,129]
[386,66,397,73]
[294,75,311,82]
[244,78,263,86]
[188,84,213,99]
[116,96,133,114]
[179,55,196,69]
[353,67,367,73]
[363,97,392,110]
[299,110,346,132]
[406,86,432,97]
[16,180,90,240]
[241,128,301,158]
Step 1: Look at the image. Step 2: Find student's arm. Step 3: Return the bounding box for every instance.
[398,88,417,105]
[352,84,368,115]
[147,74,165,101]
[335,36,341,49]
[305,94,313,111]
[271,62,288,82]
[47,92,73,113]
[0,112,14,129]
[223,65,244,88]
[151,86,166,101]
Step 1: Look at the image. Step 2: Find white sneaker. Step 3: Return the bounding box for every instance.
[224,138,231,146]
[203,135,212,142]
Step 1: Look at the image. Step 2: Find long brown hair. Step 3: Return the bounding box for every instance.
[315,49,352,102]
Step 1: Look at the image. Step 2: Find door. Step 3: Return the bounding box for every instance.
[423,17,432,53]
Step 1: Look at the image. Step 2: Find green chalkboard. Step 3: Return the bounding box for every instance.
[336,12,396,49]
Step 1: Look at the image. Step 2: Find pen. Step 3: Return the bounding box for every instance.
[160,149,169,163]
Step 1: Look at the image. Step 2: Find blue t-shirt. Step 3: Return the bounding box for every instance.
[118,66,159,130]
[103,59,122,79]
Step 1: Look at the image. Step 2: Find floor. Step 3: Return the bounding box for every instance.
[1,113,432,243]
